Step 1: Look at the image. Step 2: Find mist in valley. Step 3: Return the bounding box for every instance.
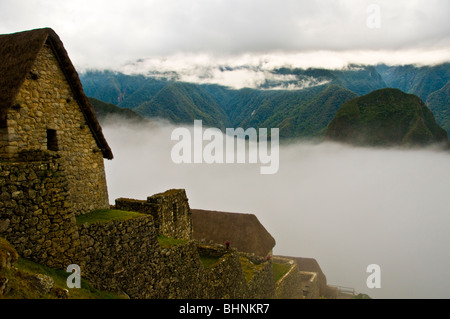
[102,118,450,299]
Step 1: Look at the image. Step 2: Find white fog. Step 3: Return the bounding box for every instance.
[102,119,450,299]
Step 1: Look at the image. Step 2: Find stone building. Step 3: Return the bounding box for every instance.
[0,28,113,215]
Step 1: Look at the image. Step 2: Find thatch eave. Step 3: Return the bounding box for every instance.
[0,28,113,160]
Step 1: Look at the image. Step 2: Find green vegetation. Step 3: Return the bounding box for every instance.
[272,262,292,283]
[0,237,18,262]
[0,257,124,299]
[157,235,188,248]
[376,63,450,101]
[75,209,146,225]
[199,255,222,269]
[352,293,372,299]
[88,97,146,123]
[239,256,264,282]
[325,88,448,146]
[135,81,230,129]
[79,69,375,139]
[427,81,450,137]
[80,64,450,142]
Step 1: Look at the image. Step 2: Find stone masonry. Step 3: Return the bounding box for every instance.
[2,44,109,215]
[115,189,192,240]
[0,154,79,269]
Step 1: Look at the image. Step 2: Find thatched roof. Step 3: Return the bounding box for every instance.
[191,209,276,257]
[0,28,113,159]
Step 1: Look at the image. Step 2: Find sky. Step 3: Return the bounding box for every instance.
[1,0,449,83]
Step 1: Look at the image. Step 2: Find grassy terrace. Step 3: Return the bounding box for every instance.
[0,257,124,299]
[76,209,146,225]
[199,255,221,269]
[240,257,264,282]
[272,262,292,283]
[157,235,188,248]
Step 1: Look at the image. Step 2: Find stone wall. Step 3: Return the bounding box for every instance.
[245,255,275,299]
[273,256,304,299]
[2,44,109,215]
[76,214,161,298]
[76,213,275,299]
[0,155,80,269]
[300,271,320,299]
[0,179,304,299]
[115,189,192,240]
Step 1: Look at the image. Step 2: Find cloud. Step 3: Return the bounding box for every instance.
[115,48,450,89]
[102,120,450,299]
[0,0,449,70]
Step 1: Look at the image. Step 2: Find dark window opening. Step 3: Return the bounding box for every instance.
[172,203,178,223]
[0,117,6,129]
[30,71,39,80]
[47,129,58,151]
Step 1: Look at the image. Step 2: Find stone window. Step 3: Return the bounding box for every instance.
[172,203,178,222]
[47,129,58,151]
[0,117,7,137]
[0,116,6,129]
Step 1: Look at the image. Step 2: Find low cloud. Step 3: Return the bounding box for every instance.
[117,49,450,89]
[102,120,450,299]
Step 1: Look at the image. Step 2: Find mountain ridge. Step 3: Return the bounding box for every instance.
[80,63,450,140]
[325,88,448,147]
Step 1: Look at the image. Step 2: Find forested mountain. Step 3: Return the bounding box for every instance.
[88,97,146,124]
[426,80,450,135]
[375,63,450,101]
[134,81,229,129]
[325,88,448,146]
[80,63,450,140]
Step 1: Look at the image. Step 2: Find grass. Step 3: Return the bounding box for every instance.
[240,256,264,282]
[0,237,18,261]
[0,257,124,299]
[272,262,292,283]
[76,209,146,225]
[157,235,188,248]
[199,255,221,269]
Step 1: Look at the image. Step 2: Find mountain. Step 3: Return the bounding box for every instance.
[325,88,448,147]
[426,81,450,136]
[375,63,450,137]
[238,84,357,139]
[330,65,387,96]
[88,97,146,123]
[80,64,450,141]
[81,71,153,105]
[376,63,450,101]
[80,67,382,138]
[134,81,230,129]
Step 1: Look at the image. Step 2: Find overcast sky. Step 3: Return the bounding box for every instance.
[1,0,449,74]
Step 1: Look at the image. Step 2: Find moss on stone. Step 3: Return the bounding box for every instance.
[157,235,189,248]
[199,255,221,269]
[272,262,291,283]
[0,257,125,299]
[240,256,264,283]
[75,209,146,225]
